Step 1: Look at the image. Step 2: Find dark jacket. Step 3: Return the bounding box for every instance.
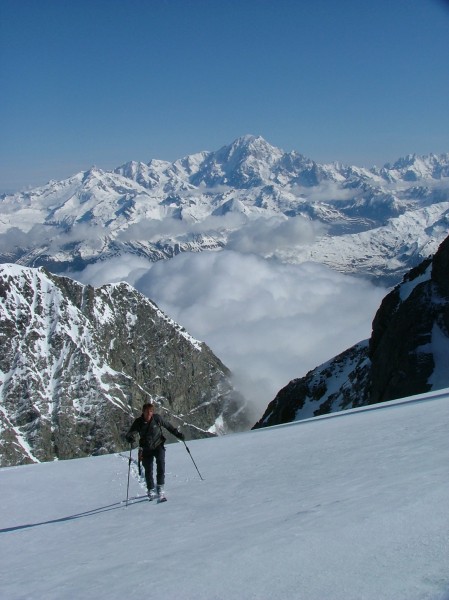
[127,414,182,450]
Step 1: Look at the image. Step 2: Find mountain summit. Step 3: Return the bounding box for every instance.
[1,136,448,284]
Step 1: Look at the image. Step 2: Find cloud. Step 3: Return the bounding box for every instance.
[69,254,151,287]
[0,222,106,254]
[0,227,35,252]
[2,204,385,426]
[116,212,247,242]
[227,216,323,254]
[74,249,385,424]
[291,181,357,203]
[1,207,319,273]
[115,212,322,260]
[46,224,108,255]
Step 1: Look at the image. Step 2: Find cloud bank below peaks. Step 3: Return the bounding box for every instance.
[116,214,323,255]
[74,248,385,422]
[227,215,323,255]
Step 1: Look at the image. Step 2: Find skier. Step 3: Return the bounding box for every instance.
[126,402,184,501]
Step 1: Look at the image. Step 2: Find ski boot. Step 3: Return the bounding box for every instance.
[157,485,167,503]
[147,488,158,501]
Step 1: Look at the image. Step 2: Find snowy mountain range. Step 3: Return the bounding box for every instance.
[254,234,449,428]
[0,264,247,467]
[1,135,449,284]
[2,135,449,465]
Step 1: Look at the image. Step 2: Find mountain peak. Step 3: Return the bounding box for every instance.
[1,136,448,286]
[186,135,285,188]
[384,152,449,180]
[0,264,249,466]
[222,134,283,159]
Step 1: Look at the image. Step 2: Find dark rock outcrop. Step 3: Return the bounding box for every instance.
[0,265,248,466]
[254,235,449,428]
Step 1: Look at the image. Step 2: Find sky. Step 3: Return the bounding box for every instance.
[1,388,449,599]
[1,0,449,193]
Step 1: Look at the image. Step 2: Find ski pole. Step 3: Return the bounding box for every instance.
[183,440,204,480]
[125,445,132,507]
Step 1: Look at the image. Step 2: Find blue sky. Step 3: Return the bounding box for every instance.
[1,0,448,193]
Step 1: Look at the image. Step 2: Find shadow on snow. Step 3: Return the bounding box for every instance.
[0,495,148,534]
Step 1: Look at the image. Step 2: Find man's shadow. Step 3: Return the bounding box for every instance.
[0,495,148,534]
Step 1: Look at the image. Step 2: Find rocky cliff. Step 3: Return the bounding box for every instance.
[0,265,248,466]
[254,235,449,428]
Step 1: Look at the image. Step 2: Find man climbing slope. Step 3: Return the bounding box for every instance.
[126,402,184,501]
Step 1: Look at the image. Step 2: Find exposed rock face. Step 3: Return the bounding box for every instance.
[0,265,248,466]
[254,235,449,428]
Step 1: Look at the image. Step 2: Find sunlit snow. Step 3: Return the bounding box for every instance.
[1,389,448,600]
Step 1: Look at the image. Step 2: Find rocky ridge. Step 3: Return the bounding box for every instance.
[0,265,247,467]
[254,234,449,428]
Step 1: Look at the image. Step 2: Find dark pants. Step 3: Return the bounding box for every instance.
[142,445,165,490]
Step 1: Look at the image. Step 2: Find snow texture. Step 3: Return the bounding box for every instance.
[1,388,449,600]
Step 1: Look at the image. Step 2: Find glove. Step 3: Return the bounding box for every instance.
[125,434,134,444]
[177,431,185,441]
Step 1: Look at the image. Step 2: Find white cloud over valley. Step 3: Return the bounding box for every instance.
[227,216,323,255]
[73,249,386,423]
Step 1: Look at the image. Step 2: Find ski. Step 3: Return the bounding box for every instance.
[123,494,148,506]
[124,494,147,502]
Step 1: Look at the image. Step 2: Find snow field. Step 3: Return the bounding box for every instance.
[1,390,449,600]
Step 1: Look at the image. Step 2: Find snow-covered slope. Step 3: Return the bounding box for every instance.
[0,264,247,466]
[1,389,448,600]
[1,136,448,284]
